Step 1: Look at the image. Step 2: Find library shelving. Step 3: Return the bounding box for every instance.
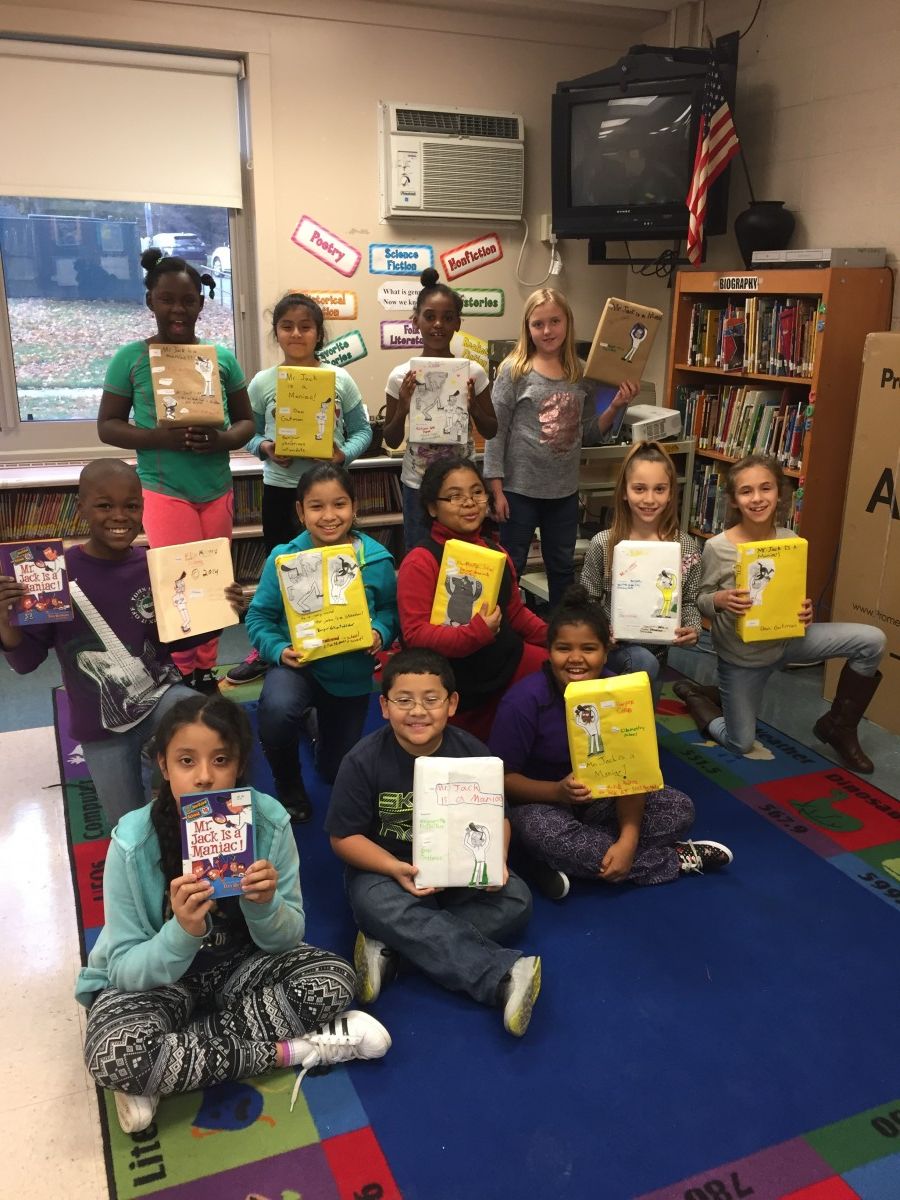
[664,266,893,617]
[0,453,404,583]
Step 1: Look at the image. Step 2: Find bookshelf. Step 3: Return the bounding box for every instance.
[664,267,893,617]
[0,454,405,584]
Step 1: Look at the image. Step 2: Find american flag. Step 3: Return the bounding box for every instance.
[686,62,740,266]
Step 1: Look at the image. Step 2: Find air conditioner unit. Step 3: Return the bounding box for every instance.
[378,102,525,223]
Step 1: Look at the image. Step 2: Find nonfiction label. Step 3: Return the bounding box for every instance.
[441,233,502,281]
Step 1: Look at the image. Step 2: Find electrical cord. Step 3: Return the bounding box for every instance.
[624,242,680,282]
[515,217,560,287]
[740,0,764,39]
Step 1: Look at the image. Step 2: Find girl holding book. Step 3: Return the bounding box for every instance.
[97,248,255,692]
[246,464,398,822]
[383,267,496,552]
[489,586,732,900]
[76,692,390,1136]
[396,456,548,741]
[675,454,885,772]
[228,292,372,685]
[483,287,638,610]
[580,441,702,704]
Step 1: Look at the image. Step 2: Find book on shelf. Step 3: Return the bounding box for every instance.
[0,539,73,625]
[412,755,505,889]
[584,297,663,385]
[0,488,87,541]
[735,536,808,642]
[275,543,372,662]
[429,539,506,627]
[407,358,470,445]
[564,673,663,799]
[719,309,745,371]
[147,538,240,642]
[610,540,681,643]
[233,476,263,525]
[149,343,225,427]
[231,539,268,583]
[274,367,336,458]
[180,787,255,899]
[685,296,820,379]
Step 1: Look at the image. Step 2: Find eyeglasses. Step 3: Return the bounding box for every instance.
[385,694,450,711]
[435,490,489,507]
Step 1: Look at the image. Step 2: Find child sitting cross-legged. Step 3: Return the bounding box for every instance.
[325,648,542,1037]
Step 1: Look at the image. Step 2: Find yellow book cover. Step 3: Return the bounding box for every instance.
[583,297,664,386]
[276,544,372,662]
[564,673,663,799]
[274,367,336,458]
[735,536,808,642]
[149,344,224,426]
[429,539,506,627]
[147,538,239,643]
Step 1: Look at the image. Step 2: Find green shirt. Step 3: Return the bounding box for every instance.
[103,340,246,503]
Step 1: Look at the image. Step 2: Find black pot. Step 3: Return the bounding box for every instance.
[734,200,796,268]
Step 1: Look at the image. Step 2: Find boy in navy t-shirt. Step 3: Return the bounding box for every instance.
[326,648,541,1036]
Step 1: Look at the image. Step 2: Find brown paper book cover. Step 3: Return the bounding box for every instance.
[583,297,664,386]
[150,343,225,426]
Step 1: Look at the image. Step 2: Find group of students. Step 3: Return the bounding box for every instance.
[0,251,887,1137]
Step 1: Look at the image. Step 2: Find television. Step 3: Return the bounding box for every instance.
[551,43,738,246]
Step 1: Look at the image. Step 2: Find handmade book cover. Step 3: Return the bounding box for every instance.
[0,539,72,626]
[149,343,224,426]
[429,538,506,626]
[735,536,808,642]
[147,538,239,643]
[610,540,681,643]
[274,366,336,458]
[564,673,663,799]
[412,755,505,889]
[584,297,664,386]
[408,357,470,445]
[180,787,255,899]
[276,543,372,662]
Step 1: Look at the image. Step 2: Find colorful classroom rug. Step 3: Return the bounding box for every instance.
[56,679,900,1200]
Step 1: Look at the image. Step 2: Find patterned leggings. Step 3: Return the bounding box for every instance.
[84,945,355,1096]
[509,786,695,885]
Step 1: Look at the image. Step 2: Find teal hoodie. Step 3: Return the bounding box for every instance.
[246,529,398,696]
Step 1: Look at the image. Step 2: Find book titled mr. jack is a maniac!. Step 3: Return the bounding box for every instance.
[180,788,255,898]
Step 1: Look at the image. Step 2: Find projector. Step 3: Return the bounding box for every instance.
[621,404,682,442]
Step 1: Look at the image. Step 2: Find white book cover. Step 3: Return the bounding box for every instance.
[407,357,470,445]
[610,540,682,643]
[412,756,505,889]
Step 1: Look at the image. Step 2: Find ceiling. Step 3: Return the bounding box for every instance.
[383,0,679,34]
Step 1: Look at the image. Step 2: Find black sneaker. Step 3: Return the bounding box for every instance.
[530,859,570,901]
[225,650,268,684]
[191,668,221,695]
[280,786,312,824]
[676,839,733,875]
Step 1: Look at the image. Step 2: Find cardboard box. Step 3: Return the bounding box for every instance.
[825,333,900,732]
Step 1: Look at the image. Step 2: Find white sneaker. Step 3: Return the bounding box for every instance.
[676,839,734,875]
[289,1010,392,1110]
[500,955,542,1038]
[113,1090,159,1134]
[354,931,397,1003]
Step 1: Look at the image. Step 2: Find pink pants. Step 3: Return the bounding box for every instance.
[141,488,234,675]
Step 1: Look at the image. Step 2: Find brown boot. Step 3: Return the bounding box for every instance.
[813,665,882,775]
[673,679,723,735]
[693,683,722,707]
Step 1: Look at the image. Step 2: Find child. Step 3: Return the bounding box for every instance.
[675,454,886,773]
[0,460,225,824]
[397,456,548,742]
[580,441,702,703]
[97,248,255,692]
[490,586,733,900]
[228,292,372,685]
[483,287,639,609]
[383,267,496,551]
[75,692,390,1135]
[246,464,398,822]
[326,648,541,1037]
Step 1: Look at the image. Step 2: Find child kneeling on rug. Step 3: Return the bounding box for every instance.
[489,586,733,901]
[76,693,390,1135]
[326,648,541,1037]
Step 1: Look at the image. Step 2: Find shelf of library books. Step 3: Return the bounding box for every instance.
[664,266,893,614]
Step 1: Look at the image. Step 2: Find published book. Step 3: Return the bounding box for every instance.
[412,755,505,889]
[276,543,372,662]
[147,538,239,643]
[274,366,336,458]
[429,539,506,627]
[583,297,664,386]
[180,788,255,898]
[150,343,225,426]
[610,540,681,643]
[0,539,72,625]
[564,673,663,799]
[407,358,470,445]
[735,536,808,642]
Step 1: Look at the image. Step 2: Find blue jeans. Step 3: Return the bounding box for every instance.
[346,868,532,1005]
[81,682,195,826]
[500,491,579,610]
[257,664,372,789]
[709,622,886,755]
[606,642,664,705]
[402,483,431,554]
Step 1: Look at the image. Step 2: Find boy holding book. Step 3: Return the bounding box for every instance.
[0,459,238,824]
[326,647,541,1037]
